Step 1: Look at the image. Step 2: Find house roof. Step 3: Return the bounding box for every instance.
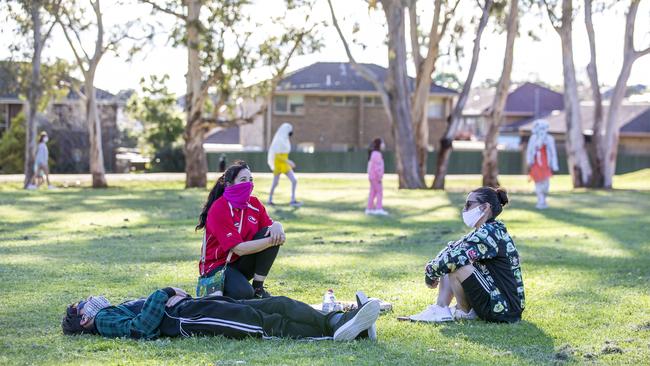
[204,127,240,145]
[518,103,650,136]
[275,62,457,95]
[464,82,564,117]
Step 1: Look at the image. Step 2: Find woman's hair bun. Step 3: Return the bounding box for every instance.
[495,188,509,207]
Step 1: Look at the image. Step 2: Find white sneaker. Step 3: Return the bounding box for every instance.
[449,305,478,320]
[355,291,377,341]
[374,209,389,216]
[365,209,375,215]
[408,305,453,323]
[26,184,37,190]
[333,299,380,341]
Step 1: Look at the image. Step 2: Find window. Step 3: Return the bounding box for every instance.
[345,96,359,106]
[427,100,444,118]
[363,96,374,106]
[274,96,288,113]
[374,97,382,105]
[332,96,345,106]
[0,104,8,138]
[274,95,305,115]
[317,96,329,106]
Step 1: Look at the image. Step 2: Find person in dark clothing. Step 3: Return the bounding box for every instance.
[409,187,525,323]
[61,287,381,341]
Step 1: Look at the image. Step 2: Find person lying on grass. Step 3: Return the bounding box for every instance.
[411,187,525,323]
[61,287,380,341]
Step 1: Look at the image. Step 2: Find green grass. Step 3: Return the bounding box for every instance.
[1,171,649,365]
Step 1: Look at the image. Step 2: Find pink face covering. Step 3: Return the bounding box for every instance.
[223,181,253,209]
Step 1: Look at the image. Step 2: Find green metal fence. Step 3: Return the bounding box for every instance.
[208,150,650,175]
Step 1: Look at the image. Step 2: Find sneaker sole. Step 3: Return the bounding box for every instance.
[355,291,378,341]
[333,299,380,341]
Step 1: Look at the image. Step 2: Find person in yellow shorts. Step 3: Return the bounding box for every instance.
[267,123,301,207]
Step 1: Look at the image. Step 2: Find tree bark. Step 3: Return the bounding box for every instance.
[382,0,421,188]
[602,0,649,188]
[85,75,107,187]
[24,1,43,189]
[481,0,517,187]
[409,0,442,184]
[183,0,207,188]
[584,0,604,187]
[547,0,592,187]
[432,0,492,189]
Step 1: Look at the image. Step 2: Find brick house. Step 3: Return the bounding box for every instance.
[459,82,564,149]
[238,62,457,152]
[0,61,128,172]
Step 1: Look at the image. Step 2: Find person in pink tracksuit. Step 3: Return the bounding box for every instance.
[366,138,387,216]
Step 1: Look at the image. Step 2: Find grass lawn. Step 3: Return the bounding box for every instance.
[1,171,649,365]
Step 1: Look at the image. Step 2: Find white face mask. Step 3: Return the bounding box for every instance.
[43,137,48,143]
[462,205,485,228]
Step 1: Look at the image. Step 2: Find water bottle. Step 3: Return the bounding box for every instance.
[322,289,336,313]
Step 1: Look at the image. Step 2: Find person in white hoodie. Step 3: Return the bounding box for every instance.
[525,119,559,209]
[267,123,301,207]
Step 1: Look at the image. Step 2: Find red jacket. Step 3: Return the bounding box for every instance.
[200,195,273,276]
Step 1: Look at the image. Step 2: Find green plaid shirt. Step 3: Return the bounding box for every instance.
[94,290,170,339]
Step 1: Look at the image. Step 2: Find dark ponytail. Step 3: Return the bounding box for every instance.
[472,186,509,219]
[196,160,250,230]
[368,138,382,161]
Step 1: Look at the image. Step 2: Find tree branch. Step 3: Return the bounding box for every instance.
[542,0,561,31]
[91,0,104,63]
[326,0,386,95]
[439,0,460,39]
[140,0,186,20]
[57,14,88,71]
[408,0,422,70]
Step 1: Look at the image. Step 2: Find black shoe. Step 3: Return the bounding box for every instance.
[355,291,378,340]
[254,287,271,299]
[333,299,380,341]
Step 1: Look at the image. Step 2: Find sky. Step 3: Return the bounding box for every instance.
[1,0,649,96]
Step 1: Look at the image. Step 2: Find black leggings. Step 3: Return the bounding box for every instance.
[160,295,335,339]
[209,227,280,299]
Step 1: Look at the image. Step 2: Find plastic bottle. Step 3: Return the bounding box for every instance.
[322,289,336,312]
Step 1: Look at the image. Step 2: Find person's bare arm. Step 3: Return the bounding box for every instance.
[231,236,284,256]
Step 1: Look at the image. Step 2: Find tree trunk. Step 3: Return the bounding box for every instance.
[433,0,492,189]
[382,0,421,188]
[481,0,517,188]
[85,76,107,188]
[410,0,442,184]
[556,0,592,188]
[601,0,648,189]
[183,0,207,188]
[23,1,43,189]
[584,0,604,187]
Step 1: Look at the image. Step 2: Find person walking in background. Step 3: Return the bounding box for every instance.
[267,123,301,207]
[366,138,387,216]
[526,119,558,209]
[27,131,53,190]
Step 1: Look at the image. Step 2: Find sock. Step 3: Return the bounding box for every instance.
[328,312,344,329]
[252,280,264,290]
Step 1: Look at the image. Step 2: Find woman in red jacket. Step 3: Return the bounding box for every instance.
[196,161,286,299]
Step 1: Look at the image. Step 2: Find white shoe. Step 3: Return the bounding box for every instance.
[374,209,388,216]
[26,184,37,190]
[365,209,375,215]
[408,305,453,323]
[449,305,478,320]
[355,291,377,341]
[333,299,380,341]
